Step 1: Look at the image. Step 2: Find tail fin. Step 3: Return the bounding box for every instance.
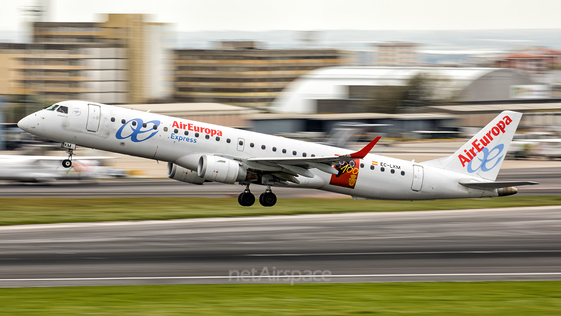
[423,111,522,181]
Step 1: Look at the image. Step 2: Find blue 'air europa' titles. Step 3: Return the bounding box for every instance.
[458,115,513,167]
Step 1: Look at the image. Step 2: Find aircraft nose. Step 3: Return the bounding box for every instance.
[17,113,38,132]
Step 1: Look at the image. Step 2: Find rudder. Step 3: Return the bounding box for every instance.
[423,111,522,181]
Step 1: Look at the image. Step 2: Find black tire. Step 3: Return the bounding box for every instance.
[260,192,277,207]
[238,192,244,206]
[62,159,72,168]
[239,192,255,207]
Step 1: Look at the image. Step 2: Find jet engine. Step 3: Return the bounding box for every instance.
[167,162,205,185]
[197,155,247,184]
[497,186,518,196]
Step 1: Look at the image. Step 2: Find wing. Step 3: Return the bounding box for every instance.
[225,137,381,183]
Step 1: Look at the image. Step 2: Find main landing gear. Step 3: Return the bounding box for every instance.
[259,187,277,207]
[238,185,277,207]
[238,185,255,207]
[61,142,76,168]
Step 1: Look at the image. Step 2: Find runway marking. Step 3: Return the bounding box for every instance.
[2,272,561,282]
[246,250,561,256]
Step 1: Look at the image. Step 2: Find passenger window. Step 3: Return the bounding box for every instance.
[261,145,266,150]
[164,127,168,132]
[360,163,364,168]
[401,171,405,176]
[121,119,126,124]
[143,123,147,128]
[174,129,178,133]
[132,121,137,126]
[250,143,255,148]
[302,153,307,157]
[391,169,395,174]
[272,147,277,152]
[195,133,199,137]
[205,135,210,139]
[227,138,231,143]
[292,151,297,156]
[216,137,220,141]
[381,167,385,172]
[153,125,158,130]
[311,154,315,157]
[370,165,375,170]
[282,149,287,154]
[184,131,189,136]
[111,117,115,122]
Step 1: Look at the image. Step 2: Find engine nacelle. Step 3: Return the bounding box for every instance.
[497,186,518,197]
[167,162,205,185]
[197,155,247,184]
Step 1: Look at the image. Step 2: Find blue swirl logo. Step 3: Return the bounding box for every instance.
[467,144,504,173]
[116,118,161,142]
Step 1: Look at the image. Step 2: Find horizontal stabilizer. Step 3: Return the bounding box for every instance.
[459,181,539,190]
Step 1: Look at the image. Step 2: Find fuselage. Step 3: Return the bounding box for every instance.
[18,100,496,200]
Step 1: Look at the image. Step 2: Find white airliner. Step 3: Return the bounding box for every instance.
[18,101,537,206]
[0,155,107,183]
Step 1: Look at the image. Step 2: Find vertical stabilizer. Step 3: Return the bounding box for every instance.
[423,111,522,181]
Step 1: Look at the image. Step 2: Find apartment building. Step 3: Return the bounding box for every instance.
[174,41,343,107]
[31,14,171,104]
[0,43,128,107]
[375,42,419,67]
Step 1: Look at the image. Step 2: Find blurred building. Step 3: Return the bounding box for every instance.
[271,67,536,114]
[0,14,171,108]
[0,42,127,106]
[476,47,561,75]
[375,42,420,67]
[128,102,258,128]
[174,41,343,107]
[250,112,456,138]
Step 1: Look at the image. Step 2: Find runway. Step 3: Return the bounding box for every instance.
[0,167,558,198]
[1,206,560,287]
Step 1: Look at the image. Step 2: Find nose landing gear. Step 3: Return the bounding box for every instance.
[61,142,76,168]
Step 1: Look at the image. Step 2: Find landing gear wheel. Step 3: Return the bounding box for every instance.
[259,192,277,207]
[62,159,72,168]
[238,191,255,207]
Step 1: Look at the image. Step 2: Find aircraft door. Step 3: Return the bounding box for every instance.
[237,138,245,152]
[411,165,424,191]
[86,104,101,132]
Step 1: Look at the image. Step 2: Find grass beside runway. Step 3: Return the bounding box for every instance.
[0,196,561,226]
[1,282,561,315]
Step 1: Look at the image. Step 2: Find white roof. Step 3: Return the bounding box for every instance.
[299,66,497,81]
[429,103,561,113]
[123,103,257,116]
[270,67,520,114]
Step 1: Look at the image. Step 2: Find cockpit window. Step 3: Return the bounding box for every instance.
[56,106,68,114]
[45,104,60,111]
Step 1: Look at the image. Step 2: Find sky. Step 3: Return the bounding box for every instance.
[1,0,561,33]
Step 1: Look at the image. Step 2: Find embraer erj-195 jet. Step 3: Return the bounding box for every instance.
[18,101,537,207]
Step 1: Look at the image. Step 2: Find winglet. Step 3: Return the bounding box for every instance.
[350,136,381,158]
